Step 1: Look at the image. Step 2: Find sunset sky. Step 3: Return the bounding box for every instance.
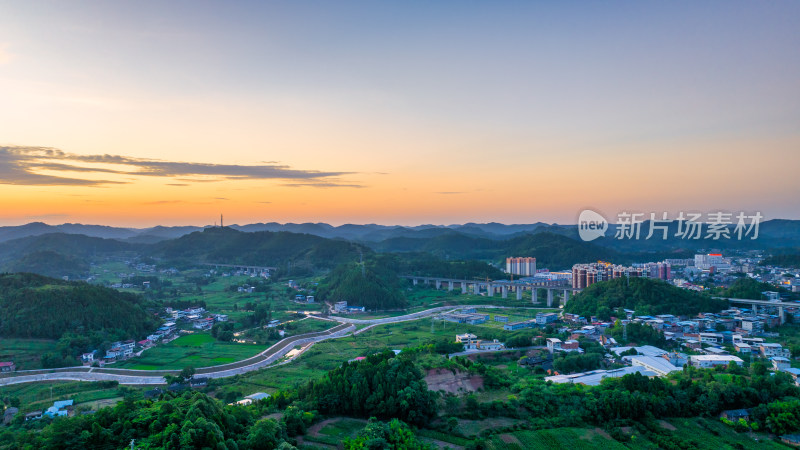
[1,2,799,227]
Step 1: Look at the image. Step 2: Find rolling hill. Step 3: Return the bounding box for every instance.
[148,227,368,272]
[565,277,728,318]
[0,272,157,339]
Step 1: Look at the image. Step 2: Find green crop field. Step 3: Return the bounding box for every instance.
[225,317,544,393]
[0,339,58,370]
[303,417,367,446]
[652,417,786,449]
[0,381,127,413]
[481,420,787,450]
[112,333,264,369]
[406,287,553,309]
[488,428,627,450]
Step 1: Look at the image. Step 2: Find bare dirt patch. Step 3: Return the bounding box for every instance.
[659,420,677,430]
[425,368,484,394]
[593,428,613,440]
[499,433,521,444]
[419,437,465,449]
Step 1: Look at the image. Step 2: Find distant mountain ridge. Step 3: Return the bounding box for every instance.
[0,219,798,256]
[0,221,557,244]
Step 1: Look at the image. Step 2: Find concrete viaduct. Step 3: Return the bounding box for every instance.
[718,297,800,325]
[402,275,583,307]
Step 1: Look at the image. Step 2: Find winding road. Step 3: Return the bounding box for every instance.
[0,323,354,386]
[0,304,551,386]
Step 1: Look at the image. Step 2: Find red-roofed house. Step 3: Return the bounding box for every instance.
[0,362,15,373]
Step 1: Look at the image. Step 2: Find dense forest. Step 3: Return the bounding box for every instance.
[565,277,728,318]
[2,251,90,279]
[2,349,800,448]
[0,273,157,340]
[316,261,407,310]
[371,231,619,270]
[376,253,504,280]
[717,277,791,300]
[295,350,437,426]
[761,252,800,268]
[150,227,367,272]
[0,233,139,279]
[503,232,619,270]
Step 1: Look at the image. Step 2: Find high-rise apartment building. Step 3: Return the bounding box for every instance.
[506,257,536,276]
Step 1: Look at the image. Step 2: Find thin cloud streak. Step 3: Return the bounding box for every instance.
[0,146,362,187]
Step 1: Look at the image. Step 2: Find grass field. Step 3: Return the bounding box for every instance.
[113,333,264,369]
[648,417,785,450]
[487,427,627,450]
[479,418,788,450]
[0,339,58,370]
[223,317,543,393]
[406,287,560,309]
[302,417,368,446]
[0,381,126,413]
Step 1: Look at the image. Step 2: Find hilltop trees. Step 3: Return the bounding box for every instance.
[317,260,407,311]
[565,277,727,318]
[0,273,157,340]
[718,277,791,300]
[296,350,437,426]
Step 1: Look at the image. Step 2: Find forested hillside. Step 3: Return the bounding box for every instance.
[0,233,139,278]
[2,250,90,278]
[0,273,157,339]
[150,227,366,272]
[0,233,137,260]
[718,277,792,300]
[392,255,504,280]
[503,232,618,270]
[316,260,407,310]
[296,350,437,425]
[371,231,619,270]
[761,252,800,268]
[565,277,727,318]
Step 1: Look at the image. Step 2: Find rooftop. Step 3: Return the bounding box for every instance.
[545,366,656,386]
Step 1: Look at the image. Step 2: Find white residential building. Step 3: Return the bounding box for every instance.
[760,343,790,359]
[690,355,744,368]
[630,356,681,377]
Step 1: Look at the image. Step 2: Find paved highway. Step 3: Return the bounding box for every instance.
[329,304,555,325]
[0,304,551,386]
[0,323,354,386]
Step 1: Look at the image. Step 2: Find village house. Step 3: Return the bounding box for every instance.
[690,355,743,368]
[760,343,791,359]
[456,334,506,351]
[547,338,582,354]
[455,333,477,343]
[720,408,751,422]
[771,357,791,371]
[43,400,73,419]
[503,319,537,331]
[193,317,215,330]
